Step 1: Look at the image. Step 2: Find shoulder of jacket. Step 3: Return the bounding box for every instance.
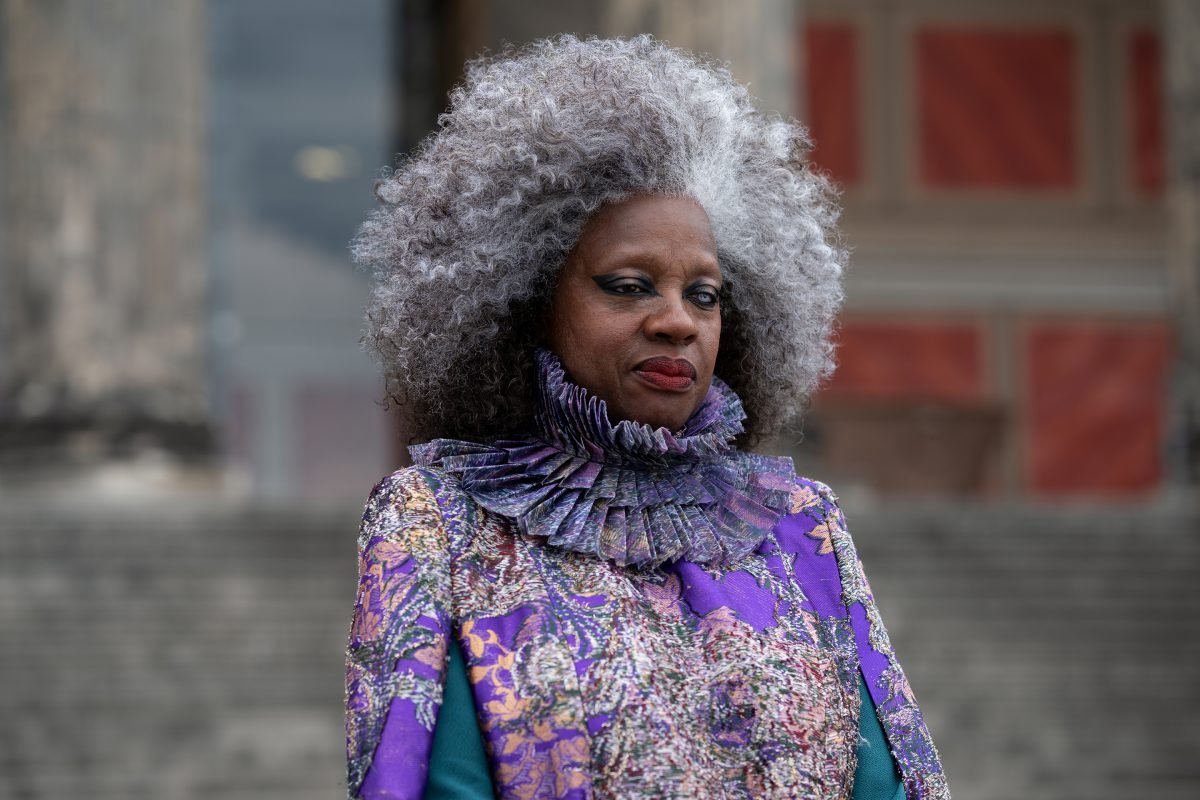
[370,463,481,506]
[365,464,440,497]
[357,466,455,552]
[771,474,846,561]
[786,474,843,517]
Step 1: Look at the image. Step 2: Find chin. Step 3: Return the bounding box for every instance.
[622,400,694,432]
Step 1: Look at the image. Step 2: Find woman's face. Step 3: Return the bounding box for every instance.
[546,194,722,432]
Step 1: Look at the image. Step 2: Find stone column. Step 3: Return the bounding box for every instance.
[602,0,799,117]
[1164,0,1200,493]
[0,0,212,488]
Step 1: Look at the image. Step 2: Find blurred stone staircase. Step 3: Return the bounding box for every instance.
[850,501,1200,800]
[0,498,1196,799]
[0,501,357,800]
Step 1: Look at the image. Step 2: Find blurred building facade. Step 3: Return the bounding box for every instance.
[1,1,1198,800]
[803,0,1175,502]
[214,0,1188,505]
[207,0,395,500]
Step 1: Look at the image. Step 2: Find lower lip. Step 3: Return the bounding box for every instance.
[635,370,694,392]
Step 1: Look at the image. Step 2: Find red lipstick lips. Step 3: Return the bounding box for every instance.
[634,357,696,392]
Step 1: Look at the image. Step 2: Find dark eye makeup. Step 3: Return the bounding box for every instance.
[688,284,721,309]
[592,274,653,295]
[593,273,722,309]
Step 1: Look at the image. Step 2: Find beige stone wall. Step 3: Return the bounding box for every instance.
[602,0,798,116]
[0,1,208,432]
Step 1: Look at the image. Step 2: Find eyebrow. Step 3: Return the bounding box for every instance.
[591,268,724,289]
[594,252,722,277]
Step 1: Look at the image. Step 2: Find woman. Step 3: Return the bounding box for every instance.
[346,35,949,800]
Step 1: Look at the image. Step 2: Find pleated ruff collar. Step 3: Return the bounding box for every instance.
[409,349,796,568]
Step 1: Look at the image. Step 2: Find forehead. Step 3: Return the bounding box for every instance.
[570,194,719,273]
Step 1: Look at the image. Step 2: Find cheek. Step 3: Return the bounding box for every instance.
[546,298,625,382]
[561,311,607,352]
[573,307,635,352]
[546,286,590,353]
[702,317,722,368]
[550,324,596,383]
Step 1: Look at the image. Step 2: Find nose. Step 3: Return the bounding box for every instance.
[643,292,698,344]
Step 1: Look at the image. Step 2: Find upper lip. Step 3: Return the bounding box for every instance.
[634,357,697,379]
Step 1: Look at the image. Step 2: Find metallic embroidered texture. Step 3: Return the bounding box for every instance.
[411,350,796,568]
[344,470,951,799]
[802,483,950,800]
[444,475,857,800]
[345,470,452,798]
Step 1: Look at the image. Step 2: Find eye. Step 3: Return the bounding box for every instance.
[593,275,653,296]
[689,284,721,309]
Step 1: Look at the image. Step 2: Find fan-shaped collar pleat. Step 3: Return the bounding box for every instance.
[410,350,795,568]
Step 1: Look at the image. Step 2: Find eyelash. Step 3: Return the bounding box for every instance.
[690,287,720,309]
[601,279,721,309]
[606,280,650,295]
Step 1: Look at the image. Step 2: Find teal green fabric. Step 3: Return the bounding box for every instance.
[424,638,495,799]
[425,643,903,800]
[853,676,905,800]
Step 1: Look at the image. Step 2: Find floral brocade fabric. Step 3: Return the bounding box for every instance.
[344,358,949,799]
[345,470,949,799]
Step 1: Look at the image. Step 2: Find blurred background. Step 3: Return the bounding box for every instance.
[1,0,1198,798]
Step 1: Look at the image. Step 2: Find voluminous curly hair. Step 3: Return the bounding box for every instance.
[354,34,846,445]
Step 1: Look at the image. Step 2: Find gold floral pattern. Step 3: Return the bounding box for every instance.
[345,468,949,800]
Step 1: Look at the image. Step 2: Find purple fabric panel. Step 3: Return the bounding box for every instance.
[673,560,778,631]
[849,602,893,709]
[359,697,434,799]
[774,508,846,619]
[464,605,594,800]
[463,610,530,720]
[353,584,448,799]
[585,712,611,736]
[347,470,454,800]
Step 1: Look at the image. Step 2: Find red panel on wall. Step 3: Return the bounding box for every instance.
[803,21,860,185]
[1129,29,1164,195]
[916,27,1077,189]
[827,319,985,402]
[1025,320,1170,497]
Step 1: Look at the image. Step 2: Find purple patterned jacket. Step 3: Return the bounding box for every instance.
[344,467,949,799]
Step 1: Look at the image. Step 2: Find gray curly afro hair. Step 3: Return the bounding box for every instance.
[354,34,846,445]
